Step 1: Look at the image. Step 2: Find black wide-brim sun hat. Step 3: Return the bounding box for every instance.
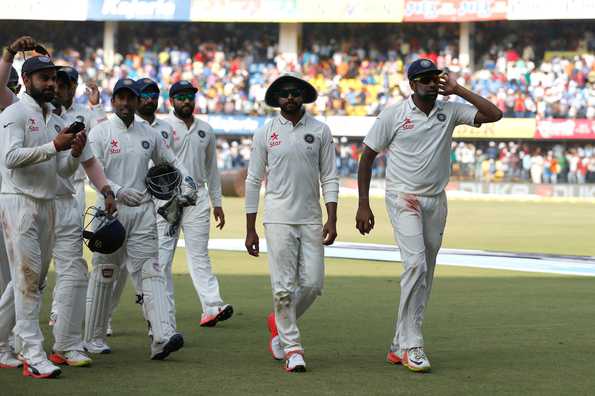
[264,72,318,108]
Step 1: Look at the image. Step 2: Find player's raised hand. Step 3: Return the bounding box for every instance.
[213,207,225,229]
[355,201,375,235]
[322,219,337,246]
[70,132,87,158]
[437,70,459,96]
[86,81,101,106]
[245,229,259,257]
[7,36,47,55]
[53,128,76,151]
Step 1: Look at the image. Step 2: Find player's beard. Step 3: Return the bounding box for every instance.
[138,101,158,117]
[174,103,194,119]
[280,101,302,115]
[29,83,55,103]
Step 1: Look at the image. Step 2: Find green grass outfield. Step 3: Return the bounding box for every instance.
[2,197,594,395]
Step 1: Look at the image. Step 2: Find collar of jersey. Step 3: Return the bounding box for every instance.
[168,113,197,133]
[278,112,308,128]
[407,95,444,117]
[111,114,135,131]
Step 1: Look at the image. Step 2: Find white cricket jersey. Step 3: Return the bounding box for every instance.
[165,114,222,207]
[364,96,478,196]
[0,93,80,200]
[245,112,339,225]
[61,102,107,183]
[88,114,185,204]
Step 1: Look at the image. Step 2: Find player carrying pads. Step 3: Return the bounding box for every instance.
[84,78,197,360]
[356,58,503,373]
[245,72,339,373]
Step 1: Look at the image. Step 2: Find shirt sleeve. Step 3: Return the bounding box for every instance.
[363,107,395,153]
[319,125,339,204]
[245,127,267,214]
[2,108,57,169]
[451,102,479,127]
[205,129,222,207]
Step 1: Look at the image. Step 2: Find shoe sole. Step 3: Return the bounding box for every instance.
[286,365,306,373]
[22,363,61,379]
[49,354,92,367]
[0,362,22,369]
[152,334,184,360]
[216,305,234,322]
[83,347,111,355]
[403,361,431,372]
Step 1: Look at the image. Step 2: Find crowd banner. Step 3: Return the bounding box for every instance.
[454,117,535,139]
[190,0,404,22]
[2,0,88,20]
[402,0,508,22]
[535,119,595,140]
[507,0,595,20]
[87,0,191,21]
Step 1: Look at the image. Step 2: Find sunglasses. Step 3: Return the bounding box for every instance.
[413,75,440,84]
[140,92,159,99]
[173,93,196,101]
[278,88,302,98]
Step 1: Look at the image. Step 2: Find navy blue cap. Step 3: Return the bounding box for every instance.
[135,77,159,93]
[21,56,59,76]
[407,58,442,80]
[169,80,197,97]
[57,66,79,82]
[112,78,139,96]
[8,67,19,85]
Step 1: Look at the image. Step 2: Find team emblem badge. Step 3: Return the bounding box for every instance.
[437,113,446,122]
[304,134,314,144]
[141,140,150,149]
[54,125,61,132]
[161,131,168,139]
[76,115,85,123]
[198,130,206,138]
[420,60,432,68]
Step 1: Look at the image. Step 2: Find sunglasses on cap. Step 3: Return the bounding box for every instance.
[140,92,159,100]
[278,88,302,98]
[173,93,196,101]
[413,75,440,84]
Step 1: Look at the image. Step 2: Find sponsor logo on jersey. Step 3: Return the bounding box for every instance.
[269,132,281,147]
[198,130,206,138]
[27,118,39,133]
[402,118,415,130]
[304,134,314,144]
[141,140,150,149]
[110,138,121,154]
[437,113,446,122]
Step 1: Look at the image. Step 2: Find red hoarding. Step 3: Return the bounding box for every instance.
[403,0,508,22]
[535,119,595,140]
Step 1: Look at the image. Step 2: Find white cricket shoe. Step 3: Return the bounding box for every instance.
[48,311,57,327]
[106,317,113,337]
[269,335,284,360]
[84,339,112,354]
[403,347,431,372]
[285,351,306,373]
[151,333,184,360]
[22,359,61,379]
[49,350,92,367]
[0,351,22,368]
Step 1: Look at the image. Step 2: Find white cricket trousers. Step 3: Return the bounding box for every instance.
[0,195,55,363]
[85,201,175,348]
[157,187,224,328]
[386,191,447,350]
[51,195,88,352]
[264,223,324,355]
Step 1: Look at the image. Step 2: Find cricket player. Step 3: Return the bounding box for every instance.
[160,80,233,328]
[356,59,503,372]
[0,55,87,378]
[84,78,197,360]
[48,66,108,328]
[245,72,339,372]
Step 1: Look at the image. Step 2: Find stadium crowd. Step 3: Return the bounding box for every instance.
[1,20,593,118]
[214,137,595,184]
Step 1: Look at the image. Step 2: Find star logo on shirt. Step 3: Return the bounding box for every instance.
[402,118,415,130]
[271,132,279,141]
[110,138,121,154]
[269,132,281,147]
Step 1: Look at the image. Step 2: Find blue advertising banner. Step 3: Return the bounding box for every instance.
[87,0,191,21]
